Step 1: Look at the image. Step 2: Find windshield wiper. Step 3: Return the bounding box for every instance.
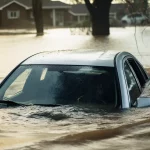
[0,100,24,106]
[34,104,61,107]
[0,100,61,107]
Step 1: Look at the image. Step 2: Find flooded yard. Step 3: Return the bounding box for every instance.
[1,27,150,150]
[1,27,150,76]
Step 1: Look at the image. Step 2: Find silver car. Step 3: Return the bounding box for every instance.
[121,13,148,25]
[0,51,149,109]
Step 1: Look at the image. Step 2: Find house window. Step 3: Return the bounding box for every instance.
[109,13,117,20]
[7,11,20,19]
[30,12,34,19]
[80,16,87,21]
[56,11,64,26]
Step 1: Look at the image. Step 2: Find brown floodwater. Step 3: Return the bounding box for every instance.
[1,27,150,150]
[1,105,150,150]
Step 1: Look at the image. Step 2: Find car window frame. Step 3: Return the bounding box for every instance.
[126,56,148,88]
[135,60,149,82]
[123,58,142,107]
[126,60,142,92]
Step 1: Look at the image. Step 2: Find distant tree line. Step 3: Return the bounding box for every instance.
[126,0,148,14]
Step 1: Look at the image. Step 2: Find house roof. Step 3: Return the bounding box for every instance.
[69,4,89,16]
[69,3,128,16]
[0,0,71,10]
[110,3,128,13]
[0,1,128,14]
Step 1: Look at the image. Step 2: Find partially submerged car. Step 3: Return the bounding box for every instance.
[0,51,149,108]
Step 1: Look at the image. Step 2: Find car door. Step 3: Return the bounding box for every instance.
[126,57,150,108]
[127,57,148,87]
[130,14,136,24]
[124,60,141,107]
[123,56,148,107]
[135,14,142,24]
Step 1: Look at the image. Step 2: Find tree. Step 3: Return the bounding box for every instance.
[84,0,113,36]
[134,0,148,14]
[32,0,44,36]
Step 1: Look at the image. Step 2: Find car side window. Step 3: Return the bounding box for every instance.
[135,14,141,17]
[124,62,141,106]
[128,15,132,18]
[132,14,137,18]
[127,58,148,87]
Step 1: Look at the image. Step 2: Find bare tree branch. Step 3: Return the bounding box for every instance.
[84,0,94,14]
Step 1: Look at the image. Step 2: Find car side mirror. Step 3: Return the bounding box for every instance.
[137,79,150,107]
[137,97,150,108]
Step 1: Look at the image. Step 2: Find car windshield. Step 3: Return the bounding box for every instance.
[0,65,116,106]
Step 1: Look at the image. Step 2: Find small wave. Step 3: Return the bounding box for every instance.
[28,112,70,121]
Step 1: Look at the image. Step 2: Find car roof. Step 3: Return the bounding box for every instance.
[22,50,121,67]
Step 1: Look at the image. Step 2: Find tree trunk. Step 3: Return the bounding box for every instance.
[84,0,112,36]
[32,0,44,36]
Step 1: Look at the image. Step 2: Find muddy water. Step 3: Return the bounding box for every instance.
[1,27,150,149]
[1,105,150,150]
